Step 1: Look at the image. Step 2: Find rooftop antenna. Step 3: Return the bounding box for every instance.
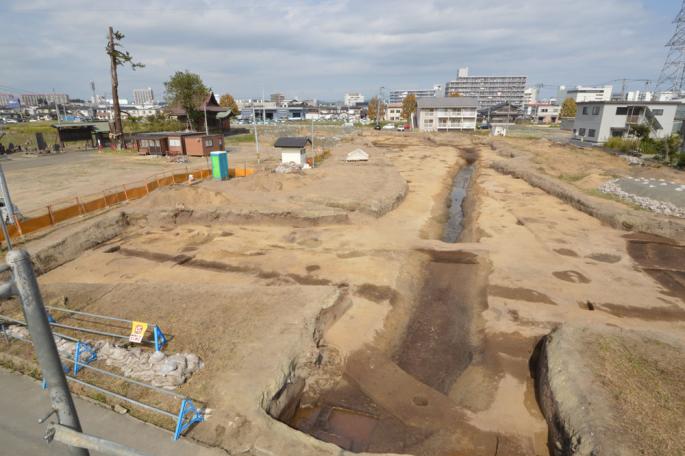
[656,0,685,95]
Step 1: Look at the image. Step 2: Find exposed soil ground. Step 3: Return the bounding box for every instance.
[1,130,684,455]
[2,151,209,213]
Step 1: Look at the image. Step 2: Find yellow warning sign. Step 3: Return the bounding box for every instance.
[129,321,148,343]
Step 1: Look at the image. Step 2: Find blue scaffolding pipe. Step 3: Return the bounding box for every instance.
[43,306,170,352]
[2,326,203,440]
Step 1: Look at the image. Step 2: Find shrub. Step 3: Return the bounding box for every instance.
[605,137,639,153]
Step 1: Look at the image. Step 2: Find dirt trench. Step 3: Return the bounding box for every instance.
[269,149,510,455]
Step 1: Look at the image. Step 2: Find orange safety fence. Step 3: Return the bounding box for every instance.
[0,165,255,243]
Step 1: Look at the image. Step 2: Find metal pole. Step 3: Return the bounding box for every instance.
[6,249,89,456]
[0,163,17,226]
[253,107,260,165]
[48,424,148,456]
[203,103,208,136]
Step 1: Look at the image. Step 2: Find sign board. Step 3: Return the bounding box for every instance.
[129,321,148,343]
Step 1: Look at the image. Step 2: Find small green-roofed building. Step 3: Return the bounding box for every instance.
[51,121,111,148]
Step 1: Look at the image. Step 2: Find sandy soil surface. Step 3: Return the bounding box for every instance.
[7,132,476,455]
[2,130,684,455]
[2,150,210,213]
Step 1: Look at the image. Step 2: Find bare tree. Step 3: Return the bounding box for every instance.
[106,26,144,148]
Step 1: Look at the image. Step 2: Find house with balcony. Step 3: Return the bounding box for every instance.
[385,103,403,122]
[416,97,478,132]
[572,101,680,144]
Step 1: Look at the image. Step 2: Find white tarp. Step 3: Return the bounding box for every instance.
[346,148,369,162]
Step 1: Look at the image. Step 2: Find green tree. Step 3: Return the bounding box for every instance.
[219,93,240,116]
[560,97,577,118]
[164,71,209,130]
[401,93,417,121]
[631,124,650,139]
[367,96,386,123]
[106,26,144,147]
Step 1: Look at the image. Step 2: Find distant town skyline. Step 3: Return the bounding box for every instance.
[0,0,681,102]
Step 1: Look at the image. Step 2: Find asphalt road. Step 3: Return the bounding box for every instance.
[615,176,685,208]
[0,368,225,456]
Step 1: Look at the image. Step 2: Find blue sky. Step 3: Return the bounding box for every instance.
[0,0,682,101]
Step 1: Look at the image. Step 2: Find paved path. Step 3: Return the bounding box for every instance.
[0,368,226,456]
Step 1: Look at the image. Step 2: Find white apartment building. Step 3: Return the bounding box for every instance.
[385,103,403,122]
[133,88,155,105]
[19,93,69,106]
[566,86,613,102]
[344,92,365,106]
[524,87,538,105]
[388,85,443,103]
[573,101,679,144]
[416,97,478,132]
[445,67,527,108]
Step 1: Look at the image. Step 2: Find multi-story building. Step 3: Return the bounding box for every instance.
[523,87,538,105]
[19,93,69,106]
[445,68,527,109]
[133,88,154,105]
[0,93,15,107]
[270,93,285,105]
[344,92,365,107]
[416,97,478,132]
[566,86,613,103]
[573,101,679,144]
[389,85,443,104]
[385,103,403,122]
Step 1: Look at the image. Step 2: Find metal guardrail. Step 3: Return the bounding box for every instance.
[1,321,204,441]
[44,306,169,352]
[0,164,203,453]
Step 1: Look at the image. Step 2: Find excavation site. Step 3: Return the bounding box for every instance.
[1,129,684,456]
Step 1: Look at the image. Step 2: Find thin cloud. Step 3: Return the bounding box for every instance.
[0,0,677,100]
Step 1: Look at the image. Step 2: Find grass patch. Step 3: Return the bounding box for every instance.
[558,172,588,183]
[590,334,685,455]
[0,121,58,148]
[224,133,255,143]
[585,188,644,211]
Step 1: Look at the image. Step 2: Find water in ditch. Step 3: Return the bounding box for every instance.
[278,159,487,454]
[442,163,476,243]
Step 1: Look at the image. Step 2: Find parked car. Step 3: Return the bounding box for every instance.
[374,124,382,130]
[382,124,395,130]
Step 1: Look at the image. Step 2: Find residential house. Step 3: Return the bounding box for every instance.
[529,103,561,124]
[168,92,232,131]
[572,101,680,144]
[385,103,403,122]
[416,97,478,132]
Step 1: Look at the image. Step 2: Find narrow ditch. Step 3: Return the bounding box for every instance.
[271,151,488,454]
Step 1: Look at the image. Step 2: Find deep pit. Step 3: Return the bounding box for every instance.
[274,154,489,454]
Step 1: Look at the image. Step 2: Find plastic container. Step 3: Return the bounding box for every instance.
[210,150,229,180]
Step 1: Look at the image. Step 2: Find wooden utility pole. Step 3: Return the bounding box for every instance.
[106,26,143,149]
[108,26,123,148]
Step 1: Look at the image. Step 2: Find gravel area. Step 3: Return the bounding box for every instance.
[600,176,685,218]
